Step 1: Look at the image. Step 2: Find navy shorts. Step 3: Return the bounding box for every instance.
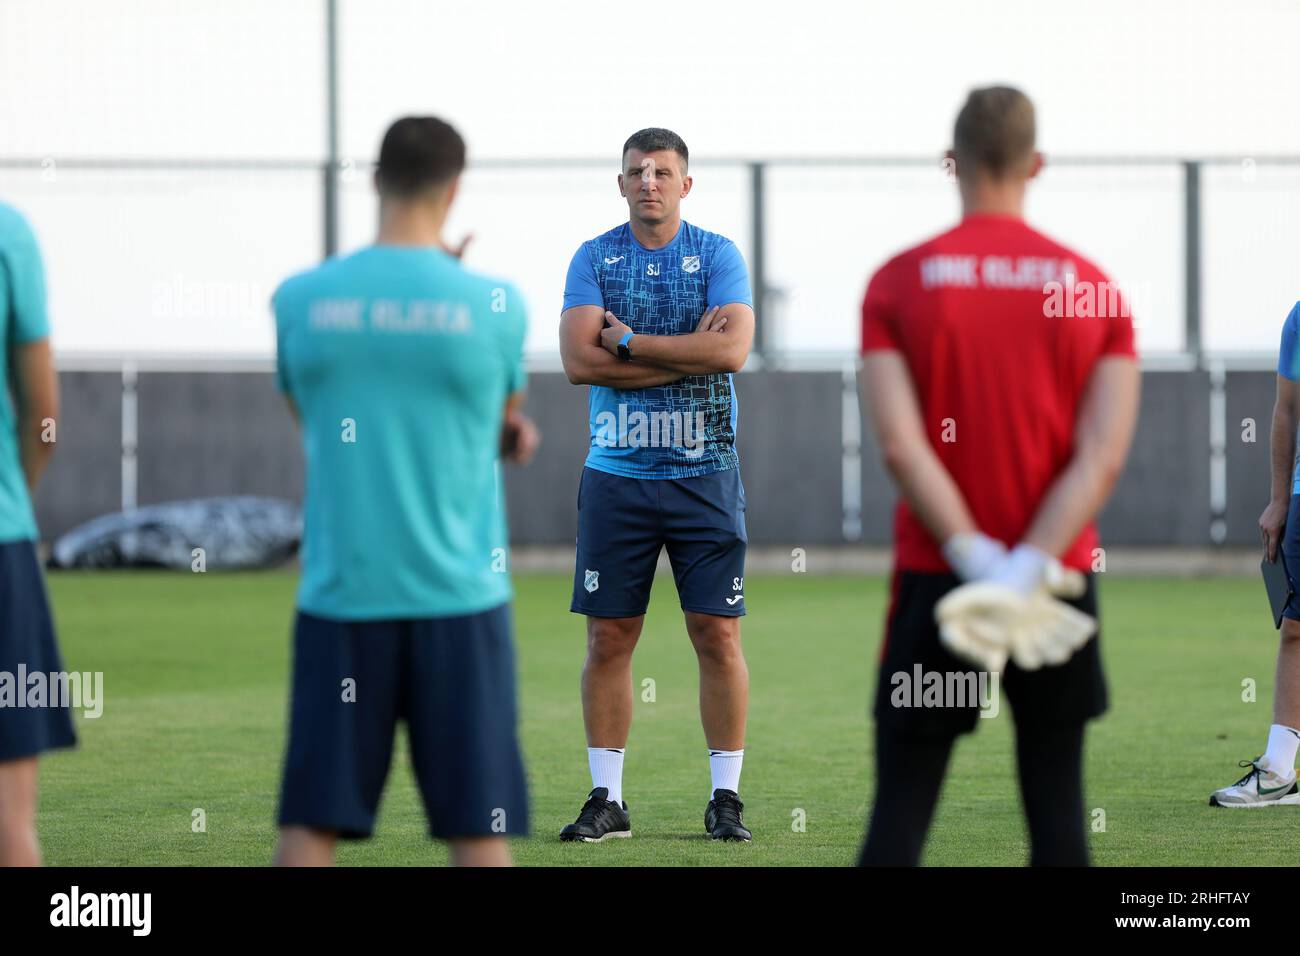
[277,603,529,840]
[873,571,1108,738]
[570,466,748,619]
[0,540,77,762]
[1281,495,1300,621]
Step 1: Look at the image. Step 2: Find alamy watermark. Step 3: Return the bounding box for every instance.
[889,665,1000,718]
[50,886,150,936]
[593,404,707,457]
[1042,271,1152,322]
[0,667,103,718]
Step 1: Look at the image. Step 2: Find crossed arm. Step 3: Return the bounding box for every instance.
[860,350,1140,557]
[559,302,755,388]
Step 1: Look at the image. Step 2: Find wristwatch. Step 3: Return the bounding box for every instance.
[616,331,635,362]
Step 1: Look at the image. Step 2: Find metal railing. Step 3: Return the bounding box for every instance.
[1,0,1297,367]
[4,151,1298,370]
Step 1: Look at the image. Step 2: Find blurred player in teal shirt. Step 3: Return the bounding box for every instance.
[0,203,74,867]
[272,117,538,866]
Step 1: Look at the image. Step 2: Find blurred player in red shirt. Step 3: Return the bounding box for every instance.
[858,87,1140,865]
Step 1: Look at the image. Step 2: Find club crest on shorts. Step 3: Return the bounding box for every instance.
[681,255,701,273]
[584,569,600,593]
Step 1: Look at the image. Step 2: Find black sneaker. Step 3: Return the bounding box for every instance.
[559,787,631,842]
[705,788,752,842]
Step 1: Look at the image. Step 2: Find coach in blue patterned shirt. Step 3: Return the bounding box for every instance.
[557,128,755,844]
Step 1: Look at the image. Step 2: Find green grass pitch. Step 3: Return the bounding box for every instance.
[33,570,1290,866]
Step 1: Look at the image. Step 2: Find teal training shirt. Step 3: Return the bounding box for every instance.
[0,204,50,544]
[273,245,528,620]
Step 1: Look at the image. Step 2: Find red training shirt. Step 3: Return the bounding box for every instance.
[860,213,1136,573]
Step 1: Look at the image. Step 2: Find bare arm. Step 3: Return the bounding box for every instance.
[559,305,685,388]
[500,390,540,464]
[1268,378,1297,502]
[12,338,58,492]
[860,350,979,543]
[1260,375,1296,560]
[1020,356,1141,558]
[606,303,755,375]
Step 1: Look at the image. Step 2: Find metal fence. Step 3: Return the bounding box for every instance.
[5,152,1299,365]
[5,0,1297,365]
[4,151,1296,549]
[27,365,1281,552]
[4,0,1298,549]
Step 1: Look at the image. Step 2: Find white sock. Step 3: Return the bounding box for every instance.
[1262,725,1300,778]
[588,747,625,805]
[709,749,744,797]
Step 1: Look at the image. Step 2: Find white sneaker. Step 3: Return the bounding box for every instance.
[1209,759,1300,808]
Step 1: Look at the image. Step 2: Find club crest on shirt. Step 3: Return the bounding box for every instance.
[584,569,600,593]
[681,255,701,273]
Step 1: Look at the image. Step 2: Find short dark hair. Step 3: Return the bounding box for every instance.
[953,86,1036,177]
[376,116,466,197]
[622,128,688,172]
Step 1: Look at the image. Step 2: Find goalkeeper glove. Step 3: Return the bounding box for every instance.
[933,581,1020,673]
[1007,592,1096,670]
[941,531,1008,582]
[985,543,1095,669]
[935,544,1097,673]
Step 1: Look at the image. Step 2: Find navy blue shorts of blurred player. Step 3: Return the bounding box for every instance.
[277,603,529,840]
[0,540,77,762]
[571,465,748,619]
[1281,494,1300,622]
